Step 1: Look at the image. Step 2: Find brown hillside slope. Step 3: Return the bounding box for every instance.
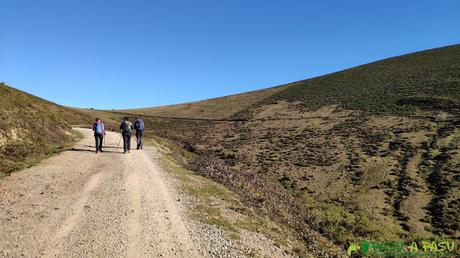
[0,83,91,176]
[120,84,291,120]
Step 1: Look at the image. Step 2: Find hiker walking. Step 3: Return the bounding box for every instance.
[92,118,106,153]
[120,117,133,154]
[134,117,145,150]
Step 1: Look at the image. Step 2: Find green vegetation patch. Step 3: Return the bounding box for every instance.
[310,202,402,244]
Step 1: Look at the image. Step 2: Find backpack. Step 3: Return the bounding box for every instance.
[136,120,144,131]
[122,121,132,133]
[95,123,103,134]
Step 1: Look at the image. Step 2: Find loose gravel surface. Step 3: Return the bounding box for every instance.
[0,128,200,257]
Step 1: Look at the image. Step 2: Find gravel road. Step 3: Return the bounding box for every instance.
[0,128,200,257]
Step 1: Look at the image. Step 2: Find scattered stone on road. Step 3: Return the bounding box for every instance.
[0,128,199,257]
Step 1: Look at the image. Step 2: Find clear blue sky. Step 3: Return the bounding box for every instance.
[1,0,459,109]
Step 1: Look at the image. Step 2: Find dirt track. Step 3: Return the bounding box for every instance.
[0,128,200,257]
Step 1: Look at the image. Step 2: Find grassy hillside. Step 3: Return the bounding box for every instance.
[126,44,460,256]
[0,83,91,176]
[236,44,460,118]
[120,84,290,120]
[8,44,455,255]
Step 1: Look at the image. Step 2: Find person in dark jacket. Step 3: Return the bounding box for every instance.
[120,117,133,154]
[92,118,106,153]
[134,117,145,150]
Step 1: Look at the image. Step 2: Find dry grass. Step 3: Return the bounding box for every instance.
[0,83,92,176]
[152,139,302,257]
[119,84,291,120]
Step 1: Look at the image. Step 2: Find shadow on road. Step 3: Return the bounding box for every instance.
[83,145,123,150]
[66,148,122,154]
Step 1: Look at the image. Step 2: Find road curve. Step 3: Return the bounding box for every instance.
[0,128,200,257]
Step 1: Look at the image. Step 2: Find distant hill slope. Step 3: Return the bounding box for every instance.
[127,44,460,121]
[235,44,460,118]
[0,83,91,176]
[131,44,460,255]
[120,84,291,120]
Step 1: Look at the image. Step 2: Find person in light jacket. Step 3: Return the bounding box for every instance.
[92,118,106,153]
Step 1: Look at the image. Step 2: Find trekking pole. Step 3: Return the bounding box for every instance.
[117,134,122,151]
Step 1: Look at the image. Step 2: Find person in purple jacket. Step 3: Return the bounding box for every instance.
[92,118,106,153]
